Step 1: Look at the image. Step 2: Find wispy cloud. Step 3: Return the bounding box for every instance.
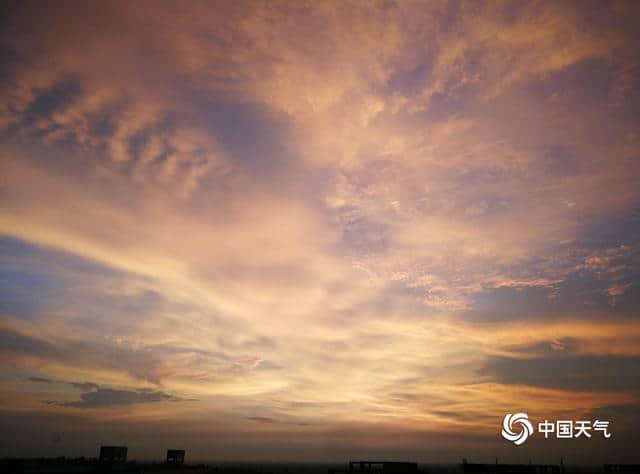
[42,386,196,409]
[28,376,53,384]
[246,416,277,424]
[54,388,195,409]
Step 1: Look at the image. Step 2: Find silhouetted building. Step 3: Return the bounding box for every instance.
[167,449,186,465]
[99,446,128,462]
[330,461,418,474]
[461,459,490,474]
[495,466,561,474]
[604,465,640,472]
[461,459,562,474]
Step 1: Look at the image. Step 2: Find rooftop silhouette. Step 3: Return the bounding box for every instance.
[167,449,186,465]
[98,446,128,463]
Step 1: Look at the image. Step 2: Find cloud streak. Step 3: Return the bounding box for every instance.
[48,388,196,409]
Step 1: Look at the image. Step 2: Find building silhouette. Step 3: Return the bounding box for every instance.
[330,461,418,474]
[461,458,563,473]
[98,446,128,463]
[604,465,640,472]
[167,449,186,465]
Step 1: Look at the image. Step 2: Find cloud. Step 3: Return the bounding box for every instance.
[26,374,197,408]
[0,325,58,360]
[246,416,277,424]
[482,354,640,392]
[0,323,165,385]
[28,376,53,384]
[49,387,196,409]
[69,382,99,392]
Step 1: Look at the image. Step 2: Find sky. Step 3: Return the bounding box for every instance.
[1,0,639,465]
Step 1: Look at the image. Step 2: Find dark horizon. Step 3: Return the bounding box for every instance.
[2,456,639,474]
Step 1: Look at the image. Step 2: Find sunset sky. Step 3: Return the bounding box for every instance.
[1,0,639,465]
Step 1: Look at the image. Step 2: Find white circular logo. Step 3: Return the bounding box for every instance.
[502,412,534,445]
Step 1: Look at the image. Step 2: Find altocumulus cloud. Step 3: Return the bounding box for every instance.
[60,388,196,408]
[34,377,197,408]
[28,376,53,384]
